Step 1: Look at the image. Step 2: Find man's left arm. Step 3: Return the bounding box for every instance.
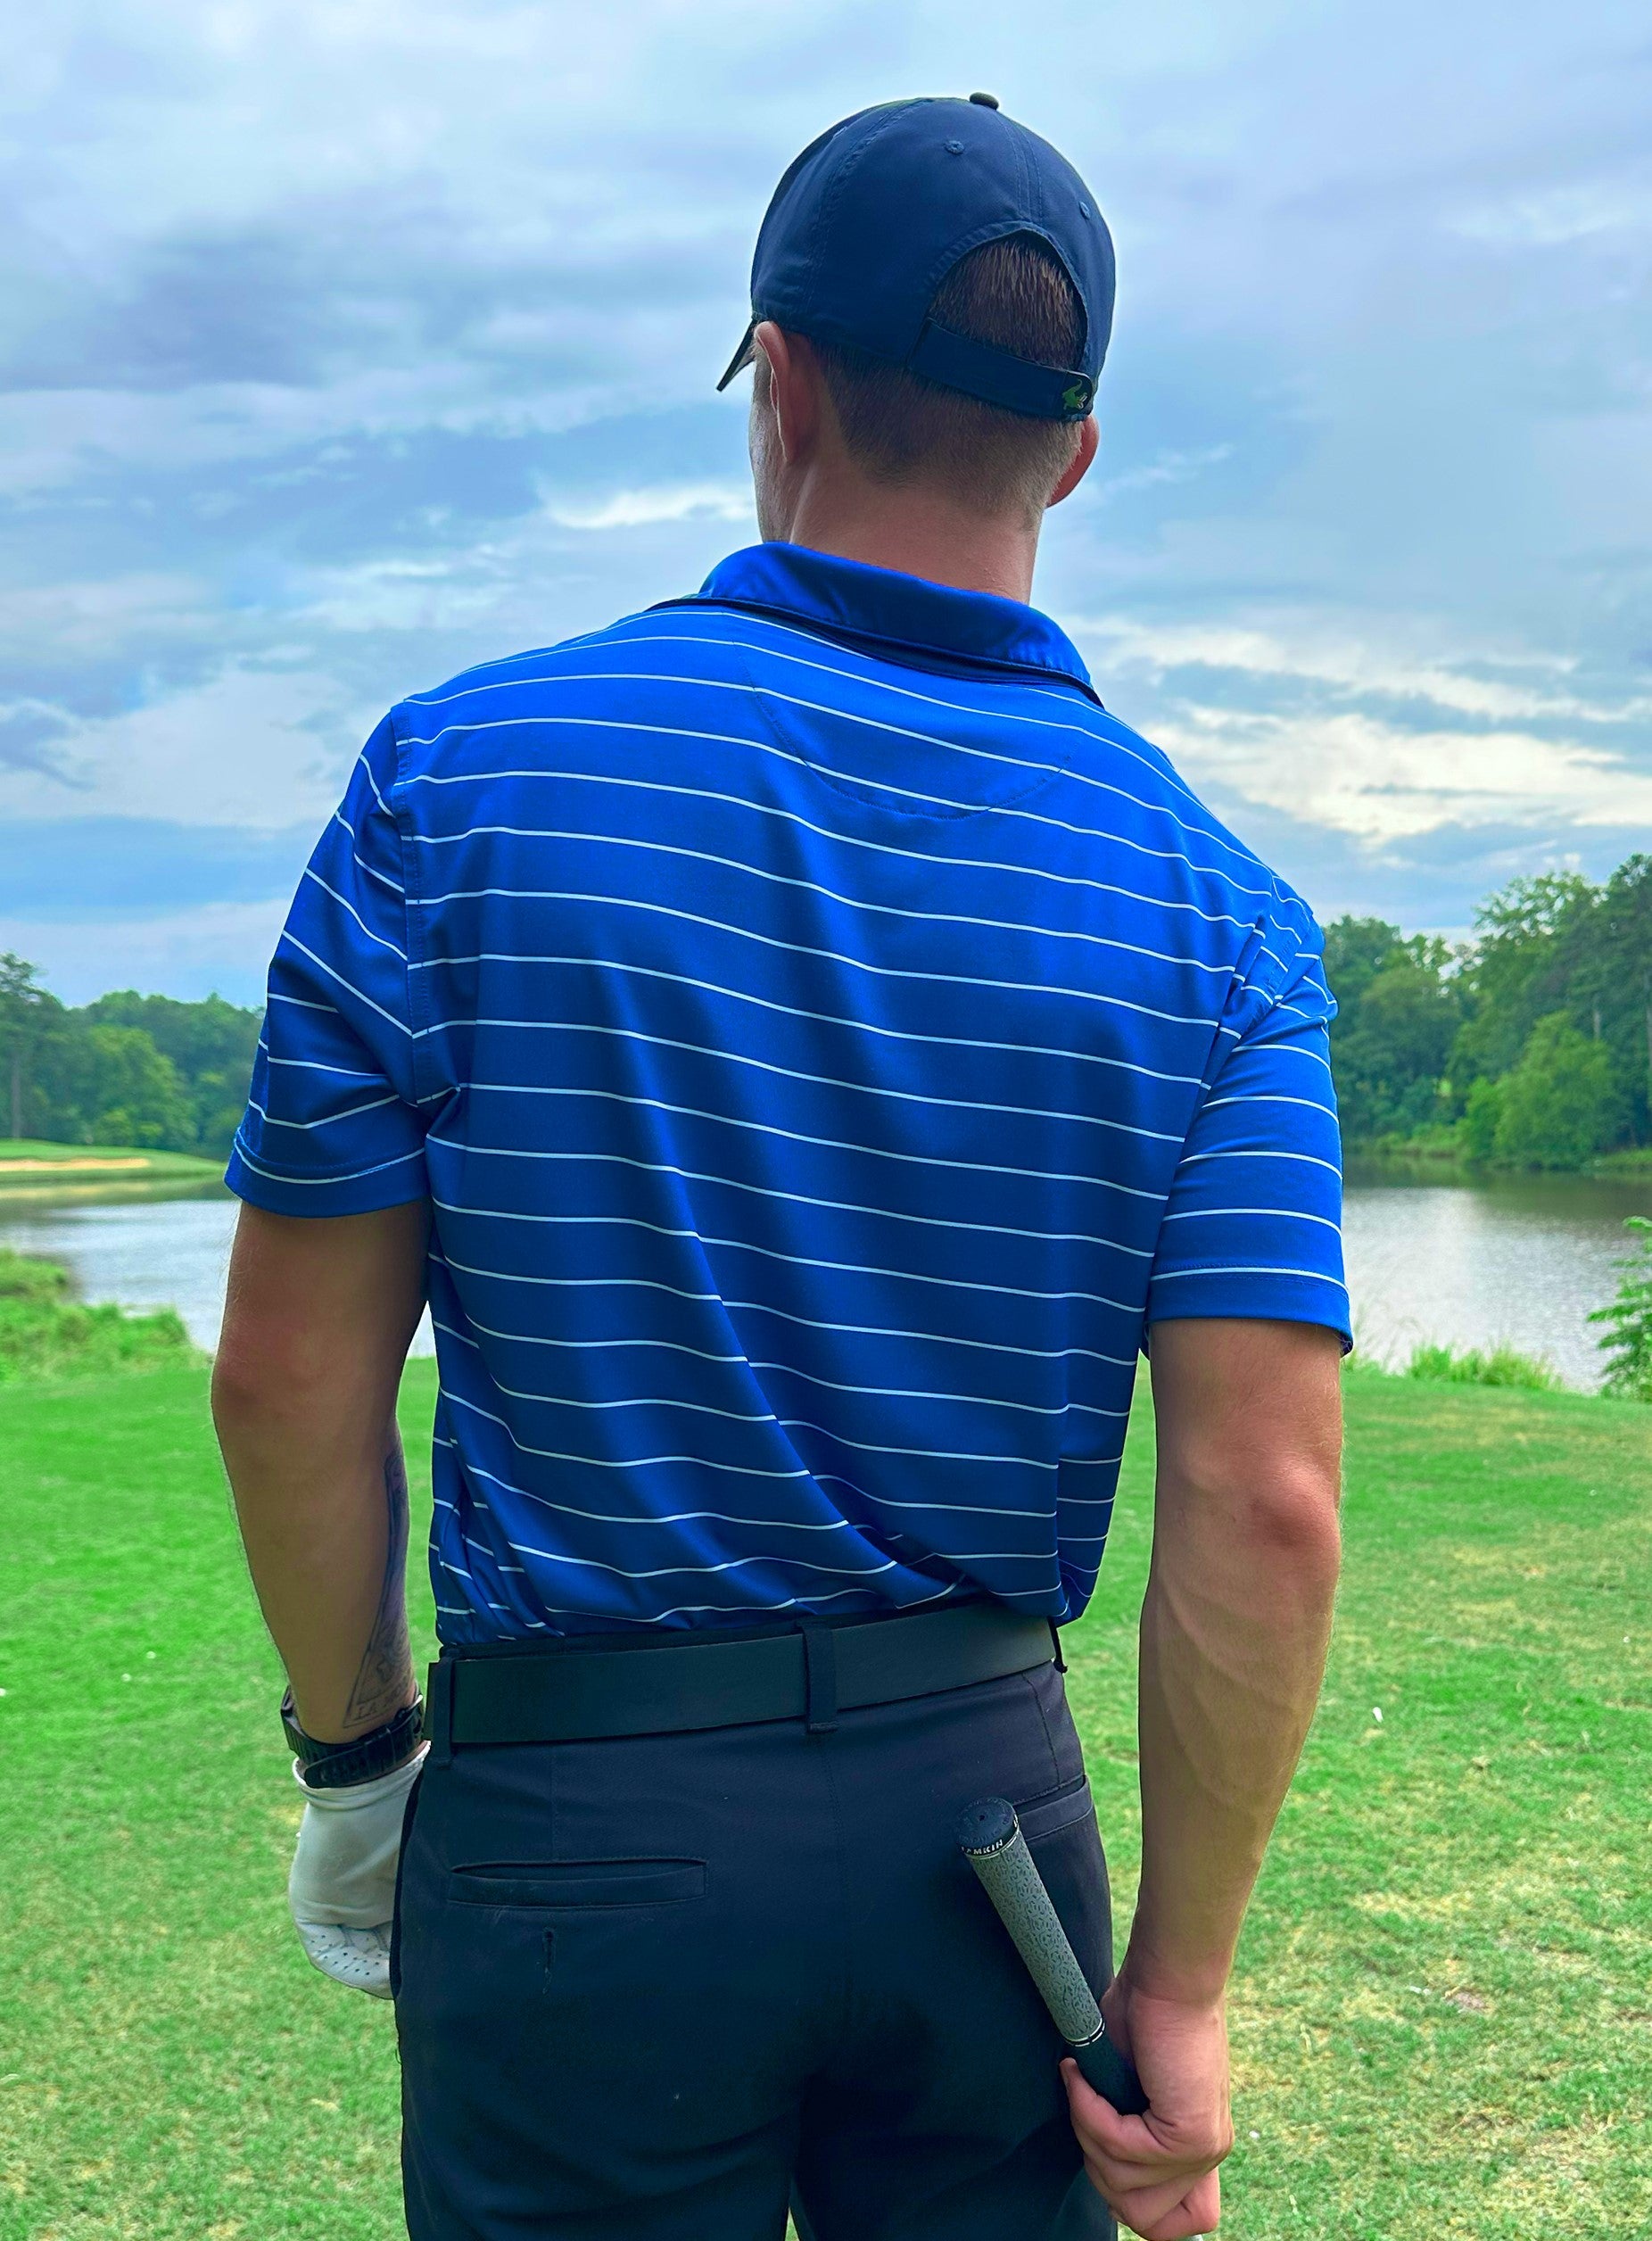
[212,1201,430,2000]
[213,1199,429,1743]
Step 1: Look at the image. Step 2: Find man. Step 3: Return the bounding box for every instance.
[213,94,1347,2241]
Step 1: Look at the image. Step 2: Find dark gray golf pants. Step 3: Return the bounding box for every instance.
[392,1654,1116,2240]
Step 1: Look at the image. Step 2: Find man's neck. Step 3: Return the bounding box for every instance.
[780,479,1041,606]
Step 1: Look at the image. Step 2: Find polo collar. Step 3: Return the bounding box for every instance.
[672,542,1094,695]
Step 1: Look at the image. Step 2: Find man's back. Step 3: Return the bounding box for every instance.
[231,540,1345,1641]
[214,97,1351,2241]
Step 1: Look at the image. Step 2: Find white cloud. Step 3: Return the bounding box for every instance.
[1075,615,1652,729]
[1155,702,1652,843]
[0,663,369,828]
[547,480,755,531]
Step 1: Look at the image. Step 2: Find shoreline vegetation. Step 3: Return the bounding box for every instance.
[1326,855,1651,1177]
[0,1245,200,1384]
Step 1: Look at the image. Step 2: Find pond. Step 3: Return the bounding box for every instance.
[3,1168,1648,1391]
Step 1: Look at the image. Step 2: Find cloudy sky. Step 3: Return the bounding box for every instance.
[3,0,1648,1006]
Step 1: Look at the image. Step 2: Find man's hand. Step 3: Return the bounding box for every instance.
[1062,1964,1232,2238]
[287,1746,427,1998]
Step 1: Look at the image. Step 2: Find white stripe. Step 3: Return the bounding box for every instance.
[1151,1264,1350,1291]
[446,1305,1118,1419]
[231,1137,423,1189]
[777,1415,1053,1468]
[419,831,1239,980]
[277,930,411,1036]
[442,1113,1160,1243]
[1160,1204,1342,1233]
[450,1348,1072,1472]
[448,1447,1037,1534]
[266,990,335,1015]
[435,1250,1138,1366]
[356,750,392,817]
[401,622,1257,867]
[814,1471,1062,1522]
[246,1092,400,1133]
[401,748,1265,942]
[403,713,1274,911]
[406,896,1209,1037]
[332,810,405,898]
[1178,1147,1342,1174]
[754,1356,1129,1419]
[478,1583,955,1631]
[442,1385,811,1480]
[432,1318,779,1425]
[464,1026,1177,1157]
[440,1311,747,1367]
[302,868,408,960]
[414,957,1204,1093]
[457,1539,896,1585]
[1202,1093,1337,1118]
[265,1054,388,1083]
[429,1195,1143,1313]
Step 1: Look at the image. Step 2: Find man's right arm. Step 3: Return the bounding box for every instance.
[1065,1316,1343,2240]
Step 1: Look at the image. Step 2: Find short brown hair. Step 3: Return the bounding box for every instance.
[811,235,1086,522]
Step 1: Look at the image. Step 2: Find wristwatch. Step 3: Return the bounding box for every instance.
[281,1685,425,1790]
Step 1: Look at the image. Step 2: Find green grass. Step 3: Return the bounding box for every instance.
[0,1139,222,1204]
[1,1365,1647,2238]
[1403,1339,1563,1391]
[0,1251,198,1385]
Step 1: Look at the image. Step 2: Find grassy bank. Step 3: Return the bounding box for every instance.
[0,1249,198,1384]
[0,1363,1647,2238]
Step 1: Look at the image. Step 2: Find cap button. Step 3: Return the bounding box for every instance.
[969,91,1000,108]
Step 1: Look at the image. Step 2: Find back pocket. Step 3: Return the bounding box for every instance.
[445,1859,706,1910]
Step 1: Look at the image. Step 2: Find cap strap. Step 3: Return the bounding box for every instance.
[906,321,1094,421]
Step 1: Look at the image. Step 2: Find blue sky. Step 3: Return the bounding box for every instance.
[3,0,1648,1007]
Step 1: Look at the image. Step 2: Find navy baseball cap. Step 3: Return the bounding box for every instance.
[717,95,1114,423]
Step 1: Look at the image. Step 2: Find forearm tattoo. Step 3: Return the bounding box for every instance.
[343,1435,415,1733]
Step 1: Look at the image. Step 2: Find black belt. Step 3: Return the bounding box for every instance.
[423,1603,1057,1757]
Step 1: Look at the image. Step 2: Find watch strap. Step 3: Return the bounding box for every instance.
[281,1687,425,1790]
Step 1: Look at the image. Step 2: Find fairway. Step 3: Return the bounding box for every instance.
[0,1142,222,1204]
[1,1363,1647,2239]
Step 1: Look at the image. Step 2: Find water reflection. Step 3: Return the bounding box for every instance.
[0,1190,437,1359]
[3,1168,1648,1391]
[1343,1166,1650,1389]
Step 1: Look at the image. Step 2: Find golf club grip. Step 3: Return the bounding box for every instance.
[1070,2024,1150,2115]
[957,1798,1149,2116]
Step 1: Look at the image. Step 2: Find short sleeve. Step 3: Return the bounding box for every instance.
[1146,909,1351,1346]
[226,716,429,1218]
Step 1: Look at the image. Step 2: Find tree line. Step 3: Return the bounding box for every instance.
[3,849,1649,1173]
[1325,853,1651,1166]
[0,957,260,1161]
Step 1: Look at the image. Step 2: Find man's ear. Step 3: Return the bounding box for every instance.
[1047,415,1101,509]
[754,320,822,467]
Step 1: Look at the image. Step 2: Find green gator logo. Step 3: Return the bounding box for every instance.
[1061,379,1093,414]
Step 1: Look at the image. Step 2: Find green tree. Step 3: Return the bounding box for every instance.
[84,989,259,1157]
[1321,919,1461,1143]
[62,1024,195,1149]
[1461,1076,1503,1165]
[1449,871,1597,1090]
[1492,1012,1623,1170]
[0,955,54,1139]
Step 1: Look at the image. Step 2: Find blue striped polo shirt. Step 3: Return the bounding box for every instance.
[228,542,1349,1642]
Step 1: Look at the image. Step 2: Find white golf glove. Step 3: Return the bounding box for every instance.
[286,1745,427,1999]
